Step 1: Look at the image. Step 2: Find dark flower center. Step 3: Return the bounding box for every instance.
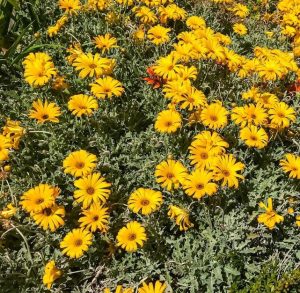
[36,198,44,204]
[75,162,85,169]
[128,233,137,241]
[86,187,95,195]
[210,115,218,122]
[42,114,49,120]
[74,239,83,246]
[141,199,150,206]
[43,208,52,216]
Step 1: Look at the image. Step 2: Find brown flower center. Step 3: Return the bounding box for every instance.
[196,184,204,190]
[36,198,44,204]
[165,121,173,127]
[200,152,208,159]
[250,135,257,141]
[42,114,49,120]
[128,233,137,241]
[89,63,97,69]
[210,115,218,122]
[43,208,52,216]
[74,239,83,246]
[75,162,85,169]
[141,199,150,206]
[166,172,174,179]
[93,215,99,221]
[86,187,95,195]
[222,170,230,177]
[277,112,285,118]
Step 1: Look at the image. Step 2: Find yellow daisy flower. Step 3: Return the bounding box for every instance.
[128,188,163,215]
[116,221,147,252]
[42,260,62,289]
[60,228,93,258]
[29,99,61,123]
[68,94,98,117]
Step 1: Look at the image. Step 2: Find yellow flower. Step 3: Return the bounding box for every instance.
[147,25,171,45]
[58,0,81,13]
[257,198,284,230]
[233,23,248,35]
[296,215,300,227]
[42,260,62,289]
[63,150,97,177]
[280,154,300,179]
[183,169,218,200]
[68,94,98,117]
[90,76,124,99]
[60,228,93,258]
[128,188,163,215]
[116,221,147,252]
[74,172,111,208]
[240,125,268,149]
[231,103,267,127]
[138,280,167,293]
[2,119,25,149]
[154,109,182,133]
[256,59,285,81]
[94,33,118,54]
[72,53,112,78]
[212,154,245,188]
[268,102,296,129]
[23,52,57,87]
[134,6,157,24]
[168,205,193,231]
[52,75,69,91]
[153,54,184,80]
[0,134,11,161]
[31,205,65,232]
[79,202,109,232]
[155,159,187,191]
[0,203,17,219]
[20,184,58,213]
[29,99,61,124]
[200,102,229,129]
[186,16,206,30]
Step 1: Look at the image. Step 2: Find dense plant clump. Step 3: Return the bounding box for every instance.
[0,0,300,292]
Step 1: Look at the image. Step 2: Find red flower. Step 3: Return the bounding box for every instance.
[143,67,165,89]
[287,78,300,93]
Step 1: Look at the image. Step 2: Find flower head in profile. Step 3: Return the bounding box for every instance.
[168,205,193,231]
[60,228,93,258]
[138,280,167,293]
[0,134,11,161]
[79,202,109,232]
[0,203,17,219]
[128,188,163,215]
[154,109,182,133]
[116,221,147,252]
[94,33,118,54]
[212,154,245,188]
[68,94,98,117]
[63,150,97,177]
[155,159,187,190]
[29,99,61,123]
[257,198,284,230]
[42,260,62,289]
[280,154,300,179]
[74,172,111,208]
